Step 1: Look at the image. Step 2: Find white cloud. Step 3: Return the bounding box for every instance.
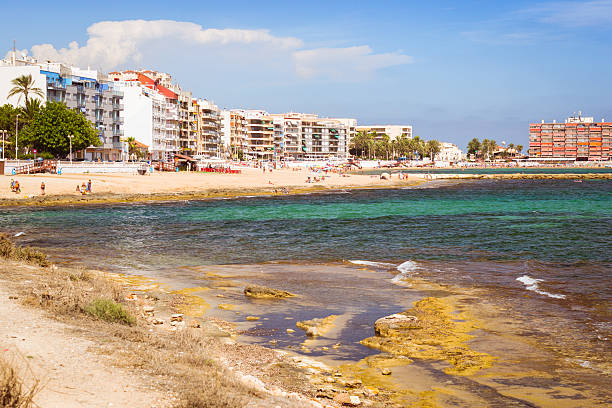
[520,0,612,27]
[25,19,412,81]
[292,46,413,80]
[30,20,303,71]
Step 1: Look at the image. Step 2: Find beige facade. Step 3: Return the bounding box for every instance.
[355,125,413,141]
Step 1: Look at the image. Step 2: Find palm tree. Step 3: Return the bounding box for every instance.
[126,137,138,161]
[8,74,44,104]
[23,98,42,122]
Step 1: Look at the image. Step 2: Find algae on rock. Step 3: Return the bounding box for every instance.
[361,297,495,375]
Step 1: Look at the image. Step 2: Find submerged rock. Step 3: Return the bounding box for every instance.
[244,285,295,299]
[296,315,338,337]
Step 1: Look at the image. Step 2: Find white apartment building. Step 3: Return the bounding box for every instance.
[221,110,248,159]
[435,142,463,163]
[114,81,180,161]
[109,71,180,161]
[355,125,413,140]
[0,55,124,161]
[270,112,351,160]
[194,99,221,157]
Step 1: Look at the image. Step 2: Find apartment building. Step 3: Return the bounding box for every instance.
[0,57,124,161]
[270,112,350,160]
[355,125,413,141]
[194,99,221,157]
[435,142,463,163]
[108,71,181,161]
[240,110,275,160]
[221,110,248,159]
[529,113,611,161]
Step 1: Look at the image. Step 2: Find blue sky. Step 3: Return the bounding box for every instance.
[3,0,612,149]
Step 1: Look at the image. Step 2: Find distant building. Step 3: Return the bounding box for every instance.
[355,125,412,140]
[529,113,611,161]
[0,54,124,161]
[270,112,350,160]
[435,143,463,163]
[109,71,180,161]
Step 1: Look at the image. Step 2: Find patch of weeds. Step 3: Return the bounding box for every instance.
[0,357,40,408]
[84,298,135,326]
[0,234,48,267]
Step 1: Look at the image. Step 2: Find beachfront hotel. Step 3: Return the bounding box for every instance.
[355,125,413,140]
[0,53,125,161]
[529,113,612,161]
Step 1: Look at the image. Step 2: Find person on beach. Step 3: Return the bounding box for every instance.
[10,179,14,192]
[13,180,20,193]
[40,181,45,195]
[76,184,81,193]
[87,179,92,193]
[81,182,87,195]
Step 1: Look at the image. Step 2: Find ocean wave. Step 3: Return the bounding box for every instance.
[397,260,418,274]
[349,260,396,268]
[516,275,566,299]
[390,260,419,285]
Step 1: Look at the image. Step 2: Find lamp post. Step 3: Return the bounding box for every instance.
[1,130,6,160]
[15,114,20,161]
[68,135,74,164]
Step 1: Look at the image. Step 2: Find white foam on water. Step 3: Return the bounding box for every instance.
[390,260,419,285]
[348,260,396,268]
[516,275,566,299]
[397,260,418,274]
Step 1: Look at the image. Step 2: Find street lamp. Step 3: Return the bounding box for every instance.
[1,130,6,160]
[15,114,20,161]
[68,135,74,164]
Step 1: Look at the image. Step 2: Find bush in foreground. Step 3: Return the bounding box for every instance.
[0,234,48,267]
[0,358,39,408]
[84,298,135,326]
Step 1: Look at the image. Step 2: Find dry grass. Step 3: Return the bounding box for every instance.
[0,357,39,408]
[0,238,319,407]
[0,234,48,267]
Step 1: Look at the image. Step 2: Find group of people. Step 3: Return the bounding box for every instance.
[76,179,92,195]
[9,179,21,193]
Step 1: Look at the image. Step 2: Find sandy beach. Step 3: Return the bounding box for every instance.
[0,167,422,203]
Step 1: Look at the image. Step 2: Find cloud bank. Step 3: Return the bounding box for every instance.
[26,19,412,80]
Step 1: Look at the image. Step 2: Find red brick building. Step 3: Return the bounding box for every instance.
[529,115,611,161]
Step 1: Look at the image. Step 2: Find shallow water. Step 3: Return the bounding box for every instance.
[2,179,611,406]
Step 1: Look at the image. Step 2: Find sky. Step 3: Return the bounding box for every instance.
[2,0,612,150]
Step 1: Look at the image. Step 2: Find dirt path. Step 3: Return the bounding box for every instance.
[0,284,173,408]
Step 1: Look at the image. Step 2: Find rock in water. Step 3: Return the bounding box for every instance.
[244,285,295,299]
[374,313,420,336]
[296,315,338,337]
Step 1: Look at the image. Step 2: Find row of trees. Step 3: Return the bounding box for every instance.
[1,74,101,159]
[349,131,441,161]
[466,138,523,160]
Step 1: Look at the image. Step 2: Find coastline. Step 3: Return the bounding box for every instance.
[2,169,611,208]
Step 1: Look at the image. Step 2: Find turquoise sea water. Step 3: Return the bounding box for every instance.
[358,167,612,175]
[2,179,611,404]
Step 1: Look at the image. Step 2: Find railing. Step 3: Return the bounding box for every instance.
[13,160,59,175]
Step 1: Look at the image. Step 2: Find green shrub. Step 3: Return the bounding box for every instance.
[84,298,135,325]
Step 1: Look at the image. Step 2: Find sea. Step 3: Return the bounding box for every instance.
[2,179,611,406]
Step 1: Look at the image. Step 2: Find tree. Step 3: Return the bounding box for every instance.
[467,138,481,157]
[7,74,44,104]
[425,140,442,162]
[22,101,100,158]
[23,98,43,122]
[0,103,22,159]
[516,145,523,156]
